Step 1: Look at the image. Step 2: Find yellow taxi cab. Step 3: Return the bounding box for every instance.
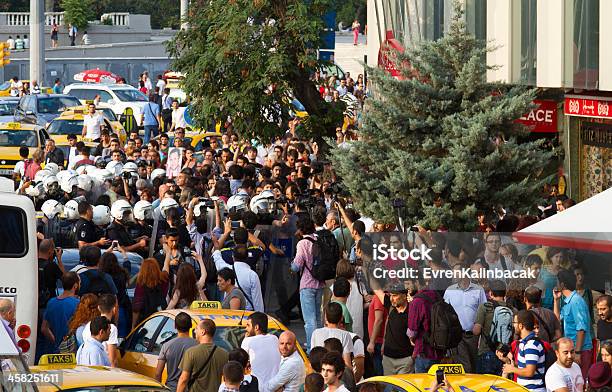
[0,80,52,97]
[358,364,528,392]
[46,106,127,145]
[0,121,49,177]
[153,129,221,151]
[118,301,310,382]
[26,354,167,392]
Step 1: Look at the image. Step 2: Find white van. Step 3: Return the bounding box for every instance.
[0,177,39,364]
[63,83,149,127]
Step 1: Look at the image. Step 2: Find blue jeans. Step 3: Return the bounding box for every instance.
[415,356,436,373]
[300,287,323,352]
[373,342,384,376]
[143,125,158,144]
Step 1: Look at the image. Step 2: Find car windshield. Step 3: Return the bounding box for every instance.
[113,89,147,102]
[100,108,118,121]
[47,119,83,135]
[0,130,37,147]
[37,96,82,114]
[0,101,17,116]
[191,321,285,353]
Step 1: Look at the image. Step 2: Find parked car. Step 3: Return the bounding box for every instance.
[0,121,48,177]
[63,83,150,127]
[0,97,19,122]
[13,94,82,127]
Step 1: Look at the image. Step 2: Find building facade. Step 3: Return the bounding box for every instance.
[367,0,610,201]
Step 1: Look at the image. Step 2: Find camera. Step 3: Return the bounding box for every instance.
[183,247,192,257]
[327,182,350,198]
[231,221,241,230]
[199,197,215,209]
[122,172,131,180]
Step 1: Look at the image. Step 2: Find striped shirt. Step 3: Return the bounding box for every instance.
[516,332,546,392]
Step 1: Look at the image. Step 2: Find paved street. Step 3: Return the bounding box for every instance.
[335,33,368,77]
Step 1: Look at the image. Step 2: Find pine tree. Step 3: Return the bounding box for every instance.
[330,1,556,231]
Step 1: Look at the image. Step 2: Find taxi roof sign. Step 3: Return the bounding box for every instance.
[427,364,465,376]
[190,301,222,310]
[39,353,76,365]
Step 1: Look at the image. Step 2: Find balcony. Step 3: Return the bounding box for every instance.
[0,12,131,27]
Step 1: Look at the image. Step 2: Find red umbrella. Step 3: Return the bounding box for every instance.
[74,69,122,84]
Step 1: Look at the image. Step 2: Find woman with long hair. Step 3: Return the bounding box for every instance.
[601,342,612,368]
[68,294,100,347]
[132,258,169,328]
[99,252,131,337]
[167,254,208,309]
[540,247,569,310]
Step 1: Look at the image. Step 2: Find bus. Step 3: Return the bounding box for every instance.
[0,177,38,364]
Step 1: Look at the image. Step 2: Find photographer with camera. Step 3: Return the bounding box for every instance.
[497,310,546,392]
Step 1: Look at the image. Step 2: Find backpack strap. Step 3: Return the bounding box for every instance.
[232,263,255,311]
[500,255,508,271]
[188,345,217,390]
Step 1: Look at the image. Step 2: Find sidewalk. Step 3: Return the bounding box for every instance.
[334,33,367,78]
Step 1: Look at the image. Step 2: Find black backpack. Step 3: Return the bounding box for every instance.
[303,230,340,281]
[82,270,113,296]
[416,293,463,351]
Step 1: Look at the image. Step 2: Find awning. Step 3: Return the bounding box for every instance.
[514,187,612,252]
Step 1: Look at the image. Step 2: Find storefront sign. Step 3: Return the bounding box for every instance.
[581,122,612,148]
[565,97,612,119]
[518,100,558,133]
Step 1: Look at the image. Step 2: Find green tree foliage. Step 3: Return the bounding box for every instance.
[168,0,345,142]
[1,0,28,12]
[336,0,365,31]
[330,2,556,231]
[61,0,92,30]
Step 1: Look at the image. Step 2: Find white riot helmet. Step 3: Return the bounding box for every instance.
[122,162,138,173]
[159,197,179,219]
[44,162,59,175]
[92,205,111,226]
[43,175,59,194]
[110,199,133,222]
[150,168,166,181]
[76,164,96,175]
[41,199,64,220]
[25,182,45,198]
[64,199,80,220]
[106,161,124,176]
[34,169,52,183]
[60,175,79,194]
[90,168,113,184]
[77,174,93,192]
[133,200,153,221]
[56,169,77,183]
[227,193,250,215]
[250,190,277,215]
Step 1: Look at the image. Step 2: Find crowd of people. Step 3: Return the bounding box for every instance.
[2,66,610,392]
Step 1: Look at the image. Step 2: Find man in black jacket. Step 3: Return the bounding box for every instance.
[44,139,65,168]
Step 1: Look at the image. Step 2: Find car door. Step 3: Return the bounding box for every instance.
[14,96,27,122]
[118,315,166,378]
[23,96,37,124]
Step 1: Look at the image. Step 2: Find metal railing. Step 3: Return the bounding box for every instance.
[0,12,64,26]
[100,13,130,26]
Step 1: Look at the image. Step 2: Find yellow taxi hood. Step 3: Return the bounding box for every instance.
[31,365,166,390]
[361,374,529,392]
[0,147,24,162]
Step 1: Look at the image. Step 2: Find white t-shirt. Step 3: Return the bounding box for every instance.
[172,107,188,129]
[82,321,119,352]
[310,327,354,356]
[156,79,166,91]
[324,384,350,392]
[545,362,584,392]
[83,114,104,140]
[241,334,281,392]
[13,161,24,176]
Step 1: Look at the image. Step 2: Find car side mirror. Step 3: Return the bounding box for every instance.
[107,99,116,106]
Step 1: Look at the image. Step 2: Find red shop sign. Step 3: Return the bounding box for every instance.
[517,100,558,133]
[564,96,612,119]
